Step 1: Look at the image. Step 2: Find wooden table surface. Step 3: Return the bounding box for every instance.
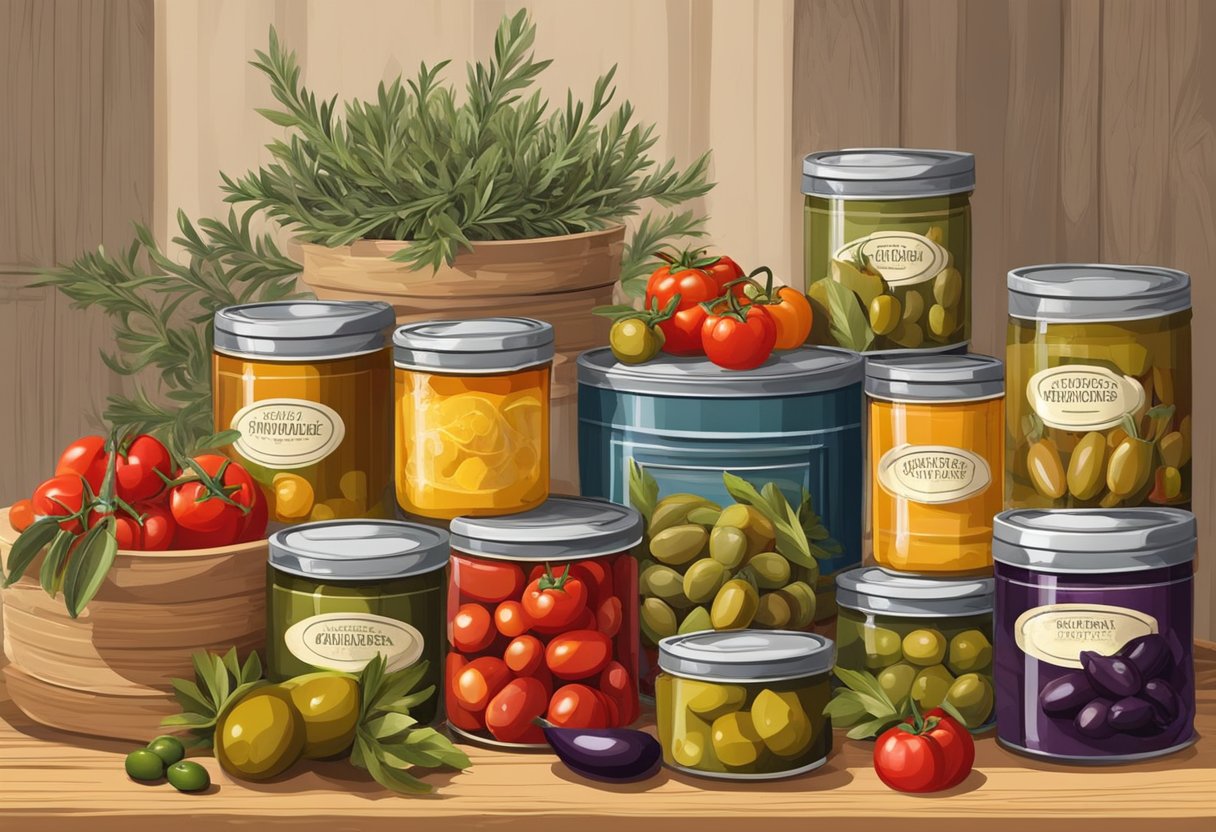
[0,643,1213,832]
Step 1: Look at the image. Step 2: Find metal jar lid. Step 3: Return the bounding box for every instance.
[393,317,555,374]
[865,354,1004,402]
[214,301,395,360]
[802,148,976,199]
[658,631,835,683]
[269,520,450,582]
[1007,264,1192,322]
[835,567,994,618]
[993,508,1196,574]
[577,346,863,398]
[449,496,643,561]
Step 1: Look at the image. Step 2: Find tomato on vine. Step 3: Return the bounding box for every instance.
[741,266,813,350]
[699,279,778,370]
[643,249,726,355]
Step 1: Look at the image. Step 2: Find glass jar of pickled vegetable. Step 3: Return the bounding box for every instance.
[213,301,395,523]
[394,317,554,520]
[803,149,974,353]
[656,630,834,779]
[446,497,643,748]
[866,354,1004,574]
[1006,265,1192,510]
[834,567,995,730]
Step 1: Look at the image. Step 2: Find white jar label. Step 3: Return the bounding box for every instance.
[876,444,991,504]
[284,612,425,673]
[230,398,345,469]
[833,231,950,287]
[1014,603,1158,669]
[1026,366,1145,431]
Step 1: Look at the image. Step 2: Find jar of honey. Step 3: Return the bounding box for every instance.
[866,354,1004,574]
[213,301,395,523]
[394,317,554,520]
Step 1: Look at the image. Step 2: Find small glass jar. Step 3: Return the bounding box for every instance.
[394,317,554,520]
[213,301,395,523]
[446,497,642,748]
[656,630,834,780]
[803,149,974,354]
[1006,265,1192,510]
[266,520,449,724]
[866,354,1004,574]
[993,508,1196,763]
[835,567,995,730]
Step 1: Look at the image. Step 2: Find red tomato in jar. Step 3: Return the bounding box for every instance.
[599,661,639,726]
[455,656,511,711]
[169,455,258,533]
[451,603,496,653]
[446,653,483,731]
[701,301,777,371]
[504,635,545,675]
[546,630,612,680]
[569,560,613,607]
[522,569,587,630]
[494,600,532,638]
[596,597,623,638]
[114,434,173,503]
[32,474,88,533]
[873,709,975,793]
[137,502,176,551]
[8,499,35,533]
[485,677,548,744]
[55,436,107,493]
[547,683,609,729]
[454,556,526,604]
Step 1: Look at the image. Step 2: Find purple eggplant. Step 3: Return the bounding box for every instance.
[1074,698,1116,739]
[1039,672,1097,717]
[1107,696,1155,732]
[539,721,662,783]
[1080,650,1142,699]
[1117,634,1173,681]
[1141,679,1182,725]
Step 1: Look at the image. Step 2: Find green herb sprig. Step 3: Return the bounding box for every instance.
[161,647,267,746]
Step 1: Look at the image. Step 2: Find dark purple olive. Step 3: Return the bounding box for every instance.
[1074,698,1116,739]
[1107,696,1155,732]
[1039,672,1097,717]
[1080,650,1142,699]
[1141,679,1182,725]
[1117,634,1173,681]
[540,723,662,783]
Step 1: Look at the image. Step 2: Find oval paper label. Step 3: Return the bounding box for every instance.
[876,444,992,504]
[284,612,425,673]
[230,398,345,469]
[1014,603,1158,668]
[833,231,950,287]
[1026,366,1145,431]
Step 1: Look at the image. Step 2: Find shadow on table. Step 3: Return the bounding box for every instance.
[234,758,460,801]
[661,755,855,793]
[976,732,1208,773]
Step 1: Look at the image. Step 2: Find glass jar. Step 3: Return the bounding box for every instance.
[866,354,1004,574]
[993,508,1196,763]
[803,149,974,354]
[213,301,395,523]
[446,497,642,748]
[656,630,834,779]
[394,317,554,520]
[1006,265,1192,510]
[835,567,995,729]
[266,520,449,724]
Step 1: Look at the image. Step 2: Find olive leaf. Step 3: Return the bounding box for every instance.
[63,519,118,618]
[822,276,875,352]
[846,716,904,740]
[1,516,61,587]
[162,647,267,747]
[721,472,818,570]
[824,666,911,739]
[627,459,659,524]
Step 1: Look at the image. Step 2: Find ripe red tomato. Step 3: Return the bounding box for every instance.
[644,265,721,355]
[547,683,609,729]
[172,518,240,550]
[701,301,777,371]
[32,474,88,533]
[546,630,612,680]
[169,455,258,533]
[485,677,548,744]
[9,499,35,533]
[455,556,526,604]
[599,660,639,726]
[494,600,531,638]
[87,510,141,550]
[504,635,544,675]
[703,254,746,295]
[595,597,623,638]
[114,434,173,502]
[455,656,511,711]
[137,502,176,551]
[451,603,496,653]
[569,560,613,607]
[55,436,107,493]
[594,689,621,726]
[873,710,975,793]
[236,484,268,544]
[522,569,587,630]
[919,708,975,788]
[445,653,483,731]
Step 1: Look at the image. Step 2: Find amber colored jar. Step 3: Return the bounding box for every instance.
[866,354,1004,574]
[394,317,554,520]
[213,301,395,523]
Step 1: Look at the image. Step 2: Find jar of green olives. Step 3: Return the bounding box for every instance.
[834,567,995,729]
[803,149,974,353]
[1006,265,1192,510]
[656,630,834,779]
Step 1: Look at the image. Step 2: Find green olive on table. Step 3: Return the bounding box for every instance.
[166,760,211,793]
[146,735,186,766]
[125,749,165,782]
[608,318,663,365]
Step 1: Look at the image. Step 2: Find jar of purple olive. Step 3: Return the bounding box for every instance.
[992,507,1196,763]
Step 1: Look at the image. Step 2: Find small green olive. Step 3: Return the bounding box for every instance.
[649,495,718,536]
[747,552,791,589]
[947,630,993,675]
[901,290,925,323]
[709,526,748,570]
[877,662,918,705]
[1028,439,1067,499]
[865,627,904,669]
[641,597,678,643]
[1067,431,1108,500]
[649,524,709,566]
[683,559,728,604]
[146,735,186,766]
[902,629,947,666]
[710,579,759,630]
[640,563,693,608]
[943,673,994,728]
[868,294,902,336]
[891,321,924,349]
[678,605,712,635]
[927,304,957,340]
[911,664,955,711]
[1106,437,1154,498]
[609,318,663,364]
[753,592,793,628]
[125,749,165,782]
[166,760,211,793]
[933,267,963,307]
[775,581,817,629]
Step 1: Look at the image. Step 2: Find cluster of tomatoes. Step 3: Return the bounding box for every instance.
[446,553,639,745]
[8,433,267,550]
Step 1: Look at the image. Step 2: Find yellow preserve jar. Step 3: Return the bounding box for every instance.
[394,317,554,519]
[866,355,1005,574]
[213,301,395,523]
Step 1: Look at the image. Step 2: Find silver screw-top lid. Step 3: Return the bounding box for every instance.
[865,354,1004,402]
[269,520,449,581]
[993,508,1197,573]
[449,496,643,561]
[802,148,976,199]
[214,301,395,360]
[835,567,994,618]
[658,630,835,682]
[1007,264,1191,322]
[393,317,555,373]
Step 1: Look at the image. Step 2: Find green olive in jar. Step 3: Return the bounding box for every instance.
[683,559,729,604]
[910,665,954,711]
[641,597,678,643]
[673,711,712,767]
[1028,438,1067,499]
[902,290,925,323]
[891,321,925,349]
[753,592,793,628]
[933,267,963,308]
[751,689,813,757]
[1067,431,1108,500]
[869,295,902,336]
[943,672,994,728]
[877,662,918,704]
[710,579,759,630]
[678,605,712,635]
[709,526,748,570]
[716,505,776,557]
[650,495,719,536]
[927,304,957,341]
[650,524,709,566]
[748,552,791,589]
[902,629,947,666]
[641,563,693,608]
[711,711,764,768]
[776,581,817,629]
[866,627,904,668]
[685,679,747,719]
[946,630,993,675]
[1107,436,1154,498]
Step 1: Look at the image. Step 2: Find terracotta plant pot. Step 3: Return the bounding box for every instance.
[0,508,266,741]
[294,226,625,494]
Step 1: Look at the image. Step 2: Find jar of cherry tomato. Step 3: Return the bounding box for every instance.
[446,497,643,748]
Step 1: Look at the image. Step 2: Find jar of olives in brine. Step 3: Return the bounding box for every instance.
[1006,265,1192,510]
[656,631,834,779]
[834,567,995,730]
[803,149,974,354]
[213,301,396,523]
